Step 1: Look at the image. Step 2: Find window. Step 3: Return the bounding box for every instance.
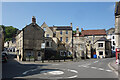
[60,51,65,56]
[46,34,49,37]
[113,36,114,39]
[60,37,62,42]
[113,46,115,50]
[60,31,62,35]
[105,51,108,55]
[113,41,115,45]
[66,37,68,42]
[98,43,103,47]
[99,51,103,55]
[38,52,41,56]
[46,42,49,47]
[66,31,68,34]
[43,27,46,31]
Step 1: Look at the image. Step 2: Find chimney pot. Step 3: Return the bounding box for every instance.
[70,23,72,27]
[81,28,83,31]
[76,27,79,36]
[32,16,36,23]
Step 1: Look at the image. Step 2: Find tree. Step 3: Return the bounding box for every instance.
[0,25,18,41]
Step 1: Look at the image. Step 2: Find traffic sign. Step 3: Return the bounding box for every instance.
[41,43,45,49]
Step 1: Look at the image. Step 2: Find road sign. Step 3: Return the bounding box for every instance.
[41,43,45,49]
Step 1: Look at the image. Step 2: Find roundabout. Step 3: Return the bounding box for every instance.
[22,67,78,79]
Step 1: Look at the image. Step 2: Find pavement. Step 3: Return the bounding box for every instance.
[109,59,120,80]
[2,53,119,80]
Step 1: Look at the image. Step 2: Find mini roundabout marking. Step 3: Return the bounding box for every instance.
[22,68,78,79]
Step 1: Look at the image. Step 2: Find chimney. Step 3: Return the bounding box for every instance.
[70,23,72,27]
[81,28,83,31]
[32,16,36,24]
[76,27,79,36]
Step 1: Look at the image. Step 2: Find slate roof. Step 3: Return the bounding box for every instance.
[55,26,72,30]
[106,28,115,35]
[97,37,109,41]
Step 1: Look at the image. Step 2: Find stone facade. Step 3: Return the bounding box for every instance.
[0,27,4,53]
[106,28,116,55]
[53,24,73,55]
[73,27,107,59]
[115,2,120,48]
[16,16,44,61]
[41,22,73,57]
[41,22,53,37]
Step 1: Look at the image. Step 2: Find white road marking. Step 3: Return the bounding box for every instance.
[82,66,89,68]
[48,71,64,75]
[68,69,78,73]
[106,70,113,72]
[108,62,118,76]
[23,70,30,75]
[98,68,104,71]
[68,75,78,78]
[91,67,97,69]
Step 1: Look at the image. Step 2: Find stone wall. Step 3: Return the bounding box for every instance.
[115,15,120,48]
[41,23,53,37]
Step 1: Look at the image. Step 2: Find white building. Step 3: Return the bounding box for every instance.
[106,28,116,56]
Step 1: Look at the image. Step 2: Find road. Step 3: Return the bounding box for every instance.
[2,54,119,80]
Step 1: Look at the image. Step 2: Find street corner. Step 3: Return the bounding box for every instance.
[108,60,119,76]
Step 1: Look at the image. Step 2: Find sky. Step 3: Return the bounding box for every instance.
[2,2,116,31]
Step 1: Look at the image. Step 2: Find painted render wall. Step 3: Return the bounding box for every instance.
[95,41,105,58]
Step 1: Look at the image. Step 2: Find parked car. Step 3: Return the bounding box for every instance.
[2,51,8,58]
[2,54,7,62]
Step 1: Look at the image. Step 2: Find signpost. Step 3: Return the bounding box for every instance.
[41,43,45,49]
[116,48,120,64]
[41,43,45,63]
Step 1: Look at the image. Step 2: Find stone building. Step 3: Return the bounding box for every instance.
[4,38,16,52]
[95,37,111,58]
[41,22,60,59]
[0,27,4,52]
[73,27,107,59]
[106,28,116,56]
[52,23,73,56]
[41,22,73,58]
[16,16,44,61]
[115,2,120,48]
